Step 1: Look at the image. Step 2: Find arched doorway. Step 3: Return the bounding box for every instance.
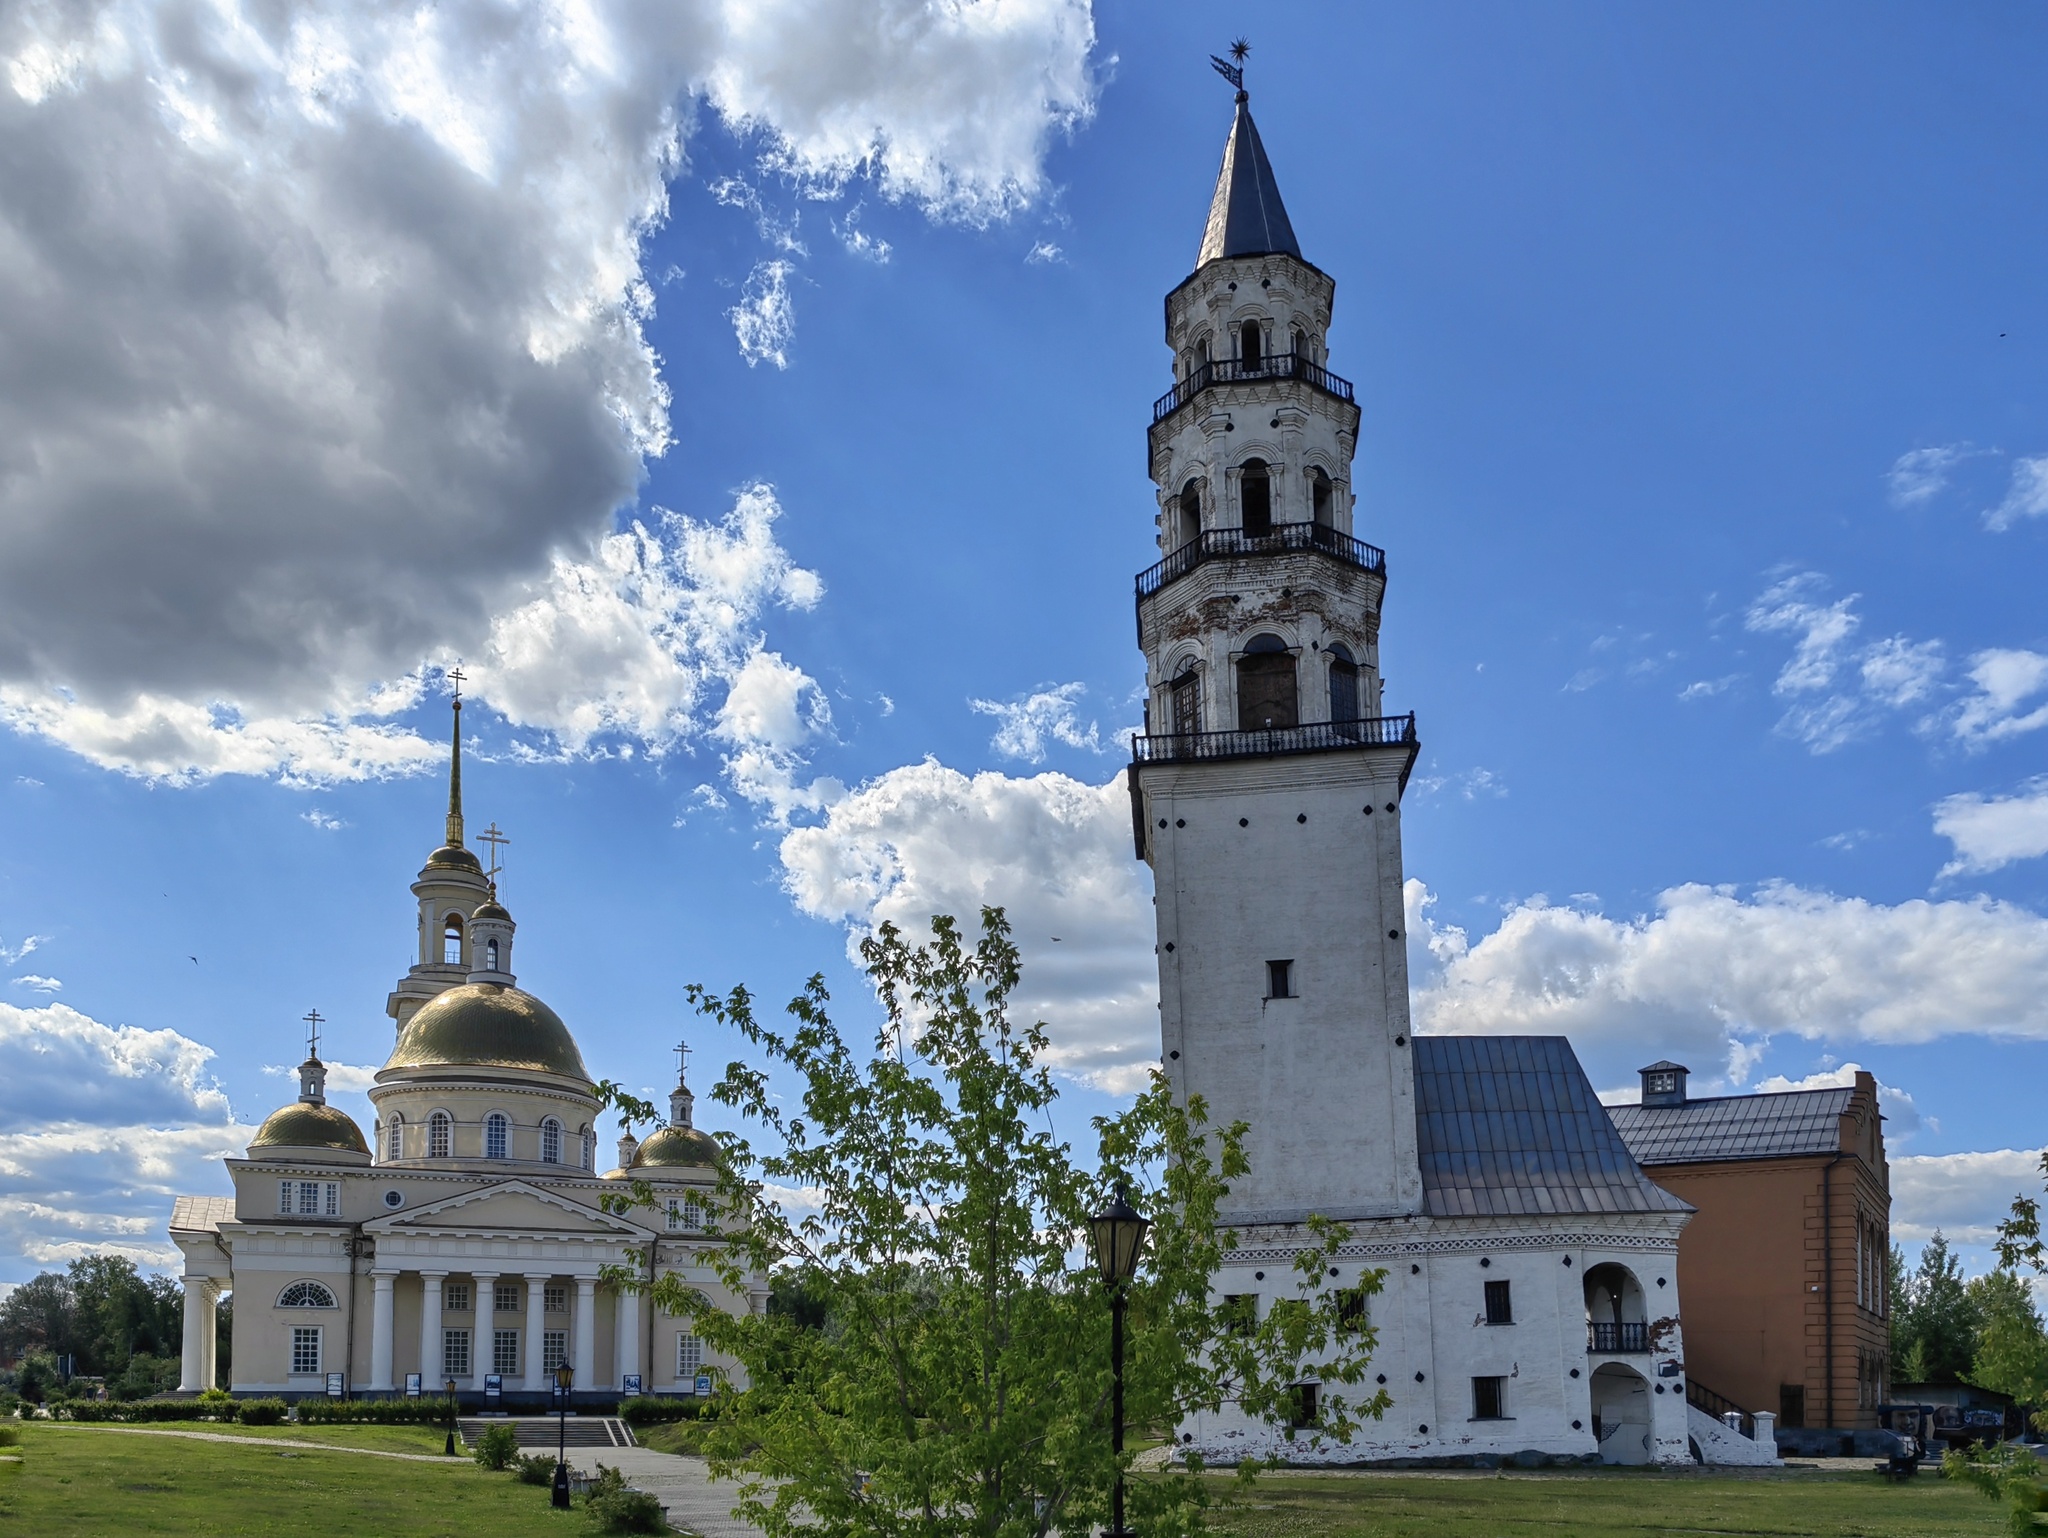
[1591,1363,1652,1465]
[1584,1262,1649,1353]
[1236,635,1297,731]
[1239,459,1272,538]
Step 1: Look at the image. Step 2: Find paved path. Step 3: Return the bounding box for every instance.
[563,1445,766,1538]
[40,1424,452,1462]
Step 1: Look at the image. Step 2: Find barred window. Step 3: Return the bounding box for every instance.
[444,1283,471,1313]
[1335,1288,1369,1335]
[543,1331,567,1373]
[544,1285,566,1314]
[291,1327,322,1375]
[277,1280,337,1309]
[540,1118,562,1164]
[443,1328,471,1378]
[493,1282,519,1314]
[493,1330,519,1376]
[484,1112,509,1160]
[1473,1375,1506,1419]
[676,1333,703,1378]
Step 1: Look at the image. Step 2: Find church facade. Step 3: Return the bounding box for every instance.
[1128,80,1772,1467]
[169,701,761,1404]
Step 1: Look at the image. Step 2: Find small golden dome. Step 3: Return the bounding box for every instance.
[384,982,590,1082]
[249,1101,369,1155]
[472,897,510,922]
[630,1125,721,1169]
[426,844,483,873]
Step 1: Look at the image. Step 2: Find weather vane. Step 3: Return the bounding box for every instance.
[1210,38,1250,94]
[479,822,511,885]
[303,1009,324,1059]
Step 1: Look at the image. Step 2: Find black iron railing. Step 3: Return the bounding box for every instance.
[1152,354,1357,424]
[1131,715,1417,765]
[1686,1377,1754,1439]
[1586,1321,1650,1354]
[1135,522,1385,602]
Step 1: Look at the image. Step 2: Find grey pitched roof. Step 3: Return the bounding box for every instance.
[1412,1036,1691,1219]
[1197,97,1302,265]
[1608,1087,1852,1167]
[170,1195,234,1234]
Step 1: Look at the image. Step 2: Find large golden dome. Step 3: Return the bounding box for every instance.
[631,1125,721,1169]
[385,982,591,1082]
[249,1101,369,1154]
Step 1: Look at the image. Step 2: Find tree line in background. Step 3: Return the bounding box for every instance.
[0,1255,227,1402]
[1890,1226,2048,1412]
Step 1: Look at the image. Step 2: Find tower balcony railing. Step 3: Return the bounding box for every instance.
[1152,353,1357,425]
[1586,1321,1650,1354]
[1135,522,1386,602]
[1131,714,1417,766]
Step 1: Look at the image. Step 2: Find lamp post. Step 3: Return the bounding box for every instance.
[552,1362,573,1509]
[1089,1185,1150,1538]
[444,1377,458,1457]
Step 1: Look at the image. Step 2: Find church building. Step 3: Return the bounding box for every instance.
[169,699,763,1404]
[1128,69,1774,1467]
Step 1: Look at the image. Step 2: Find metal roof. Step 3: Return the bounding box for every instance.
[1411,1036,1691,1218]
[169,1195,234,1234]
[1608,1087,1853,1166]
[1197,97,1302,265]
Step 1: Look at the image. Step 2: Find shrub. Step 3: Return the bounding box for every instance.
[513,1451,559,1486]
[60,1400,229,1424]
[197,1387,233,1406]
[0,1425,20,1448]
[296,1397,456,1425]
[583,1464,665,1535]
[472,1423,519,1470]
[616,1395,699,1426]
[237,1398,287,1426]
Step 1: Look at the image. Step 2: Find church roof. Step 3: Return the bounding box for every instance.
[1197,96,1302,266]
[630,1124,720,1170]
[1412,1036,1691,1218]
[384,981,591,1083]
[1608,1086,1854,1167]
[248,1099,369,1155]
[170,1195,234,1235]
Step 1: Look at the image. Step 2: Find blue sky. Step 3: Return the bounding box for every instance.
[0,1,2044,1284]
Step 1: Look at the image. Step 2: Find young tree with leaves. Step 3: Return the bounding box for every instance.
[1894,1232,1985,1384]
[603,909,1384,1538]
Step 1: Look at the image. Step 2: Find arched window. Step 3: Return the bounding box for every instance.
[1170,666,1202,737]
[1177,479,1203,549]
[1195,335,1210,375]
[485,938,499,970]
[484,1112,509,1159]
[540,1117,562,1165]
[1238,459,1272,538]
[1310,467,1334,528]
[385,1115,404,1162]
[581,1126,594,1170]
[1238,318,1262,366]
[428,1110,452,1159]
[277,1280,338,1309]
[442,913,464,966]
[1237,635,1298,732]
[1291,326,1308,359]
[1327,643,1361,727]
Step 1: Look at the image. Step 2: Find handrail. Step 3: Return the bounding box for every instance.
[1685,1377,1756,1440]
[1153,354,1357,424]
[1131,715,1417,765]
[1586,1321,1650,1354]
[1135,522,1385,602]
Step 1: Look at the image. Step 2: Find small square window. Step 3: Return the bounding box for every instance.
[1648,1072,1675,1094]
[1287,1382,1319,1429]
[443,1328,471,1378]
[493,1329,519,1375]
[544,1285,566,1314]
[493,1282,519,1315]
[676,1333,703,1378]
[543,1330,567,1372]
[1473,1375,1506,1419]
[1221,1294,1258,1337]
[1335,1288,1368,1335]
[1266,960,1295,999]
[444,1284,471,1314]
[1484,1279,1513,1325]
[291,1326,321,1375]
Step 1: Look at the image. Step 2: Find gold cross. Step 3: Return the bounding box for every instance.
[303,1009,324,1058]
[479,822,511,883]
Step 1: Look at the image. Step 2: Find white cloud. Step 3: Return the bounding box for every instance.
[1887,443,1979,508]
[301,809,347,832]
[834,205,892,263]
[263,1059,379,1093]
[1749,1062,1924,1139]
[1934,777,2048,876]
[969,682,1103,763]
[1985,455,2048,531]
[1677,675,1740,701]
[1025,240,1065,264]
[729,259,798,368]
[1891,1148,2046,1244]
[1411,767,1507,801]
[0,935,44,966]
[0,0,1097,783]
[1858,636,1945,709]
[12,975,61,993]
[1946,649,2048,748]
[1743,573,1945,752]
[776,761,1156,1091]
[1406,878,2048,1089]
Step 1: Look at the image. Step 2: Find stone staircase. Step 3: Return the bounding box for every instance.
[459,1415,636,1449]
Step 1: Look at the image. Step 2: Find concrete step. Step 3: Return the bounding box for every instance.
[459,1416,635,1449]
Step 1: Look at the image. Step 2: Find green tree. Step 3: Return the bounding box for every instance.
[1997,1150,2047,1277]
[605,909,1384,1538]
[1894,1233,1984,1384]
[1968,1268,2048,1411]
[0,1272,75,1367]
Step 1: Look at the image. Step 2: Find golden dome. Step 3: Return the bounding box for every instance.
[473,897,510,921]
[630,1125,721,1169]
[250,1101,369,1154]
[385,982,591,1082]
[426,843,483,873]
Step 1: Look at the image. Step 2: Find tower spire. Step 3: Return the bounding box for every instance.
[445,668,466,849]
[1197,42,1301,267]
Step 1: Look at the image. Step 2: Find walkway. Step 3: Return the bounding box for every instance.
[562,1445,766,1538]
[40,1424,451,1462]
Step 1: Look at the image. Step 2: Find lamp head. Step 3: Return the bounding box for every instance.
[1088,1183,1151,1285]
[555,1363,574,1391]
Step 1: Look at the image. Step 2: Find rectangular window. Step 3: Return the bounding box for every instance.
[279,1180,294,1214]
[1484,1279,1513,1325]
[1221,1294,1258,1337]
[676,1334,703,1378]
[1287,1382,1318,1429]
[444,1283,471,1314]
[1265,960,1295,999]
[493,1329,519,1375]
[1335,1288,1369,1335]
[443,1328,471,1378]
[544,1285,567,1314]
[297,1180,322,1215]
[1472,1375,1506,1420]
[324,1182,339,1217]
[291,1326,322,1375]
[1779,1384,1805,1429]
[493,1282,519,1315]
[666,1198,704,1233]
[543,1331,567,1373]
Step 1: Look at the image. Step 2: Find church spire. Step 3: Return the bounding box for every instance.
[444,670,466,849]
[1196,45,1301,267]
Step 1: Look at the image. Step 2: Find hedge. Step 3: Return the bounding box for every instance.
[617,1396,701,1427]
[295,1397,457,1425]
[59,1401,237,1424]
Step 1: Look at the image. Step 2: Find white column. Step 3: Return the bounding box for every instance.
[472,1272,499,1387]
[369,1272,397,1391]
[199,1282,219,1391]
[178,1277,216,1393]
[523,1274,548,1392]
[614,1274,640,1392]
[419,1272,445,1393]
[573,1276,596,1391]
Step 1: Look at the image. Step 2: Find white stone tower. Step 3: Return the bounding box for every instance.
[1131,73,1424,1226]
[385,691,493,1030]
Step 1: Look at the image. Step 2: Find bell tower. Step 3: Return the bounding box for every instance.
[385,688,492,1031]
[1131,62,1423,1226]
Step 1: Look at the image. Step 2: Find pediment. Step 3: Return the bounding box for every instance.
[365,1180,652,1239]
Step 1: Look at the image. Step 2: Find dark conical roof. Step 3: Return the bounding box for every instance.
[1197,95,1301,265]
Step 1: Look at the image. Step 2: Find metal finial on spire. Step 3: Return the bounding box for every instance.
[303,1008,324,1060]
[444,669,465,848]
[1210,38,1249,99]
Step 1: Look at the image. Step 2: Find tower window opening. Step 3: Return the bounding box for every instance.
[1266,959,1295,999]
[540,1117,562,1165]
[484,1111,509,1160]
[1177,478,1203,549]
[1311,467,1334,527]
[428,1110,452,1159]
[1328,643,1360,726]
[442,914,464,966]
[385,1115,404,1162]
[1237,635,1297,730]
[486,938,499,970]
[1291,326,1308,359]
[1238,318,1262,366]
[1170,668,1202,737]
[1239,459,1272,538]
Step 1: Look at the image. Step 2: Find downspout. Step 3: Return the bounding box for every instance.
[344,1225,364,1399]
[209,1232,233,1392]
[1821,1153,1846,1431]
[645,1242,658,1389]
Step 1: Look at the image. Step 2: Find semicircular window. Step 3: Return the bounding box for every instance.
[277,1280,337,1309]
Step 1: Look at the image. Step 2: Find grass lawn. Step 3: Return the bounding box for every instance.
[0,1424,582,1536]
[141,1420,457,1455]
[1205,1469,2009,1538]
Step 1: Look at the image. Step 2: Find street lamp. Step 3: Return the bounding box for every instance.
[552,1362,574,1510]
[1089,1184,1150,1538]
[444,1377,458,1457]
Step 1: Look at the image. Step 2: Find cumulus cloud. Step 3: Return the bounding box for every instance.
[1888,443,1977,508]
[1743,573,1944,751]
[969,682,1103,763]
[1406,879,2048,1089]
[0,0,1097,784]
[1934,777,2048,876]
[263,1059,379,1094]
[11,975,61,993]
[776,761,1156,1090]
[1749,1062,1924,1139]
[1985,455,2048,532]
[0,1004,249,1272]
[1892,1148,2046,1244]
[1946,649,2048,748]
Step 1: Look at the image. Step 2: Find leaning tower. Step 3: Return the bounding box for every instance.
[1130,74,1425,1227]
